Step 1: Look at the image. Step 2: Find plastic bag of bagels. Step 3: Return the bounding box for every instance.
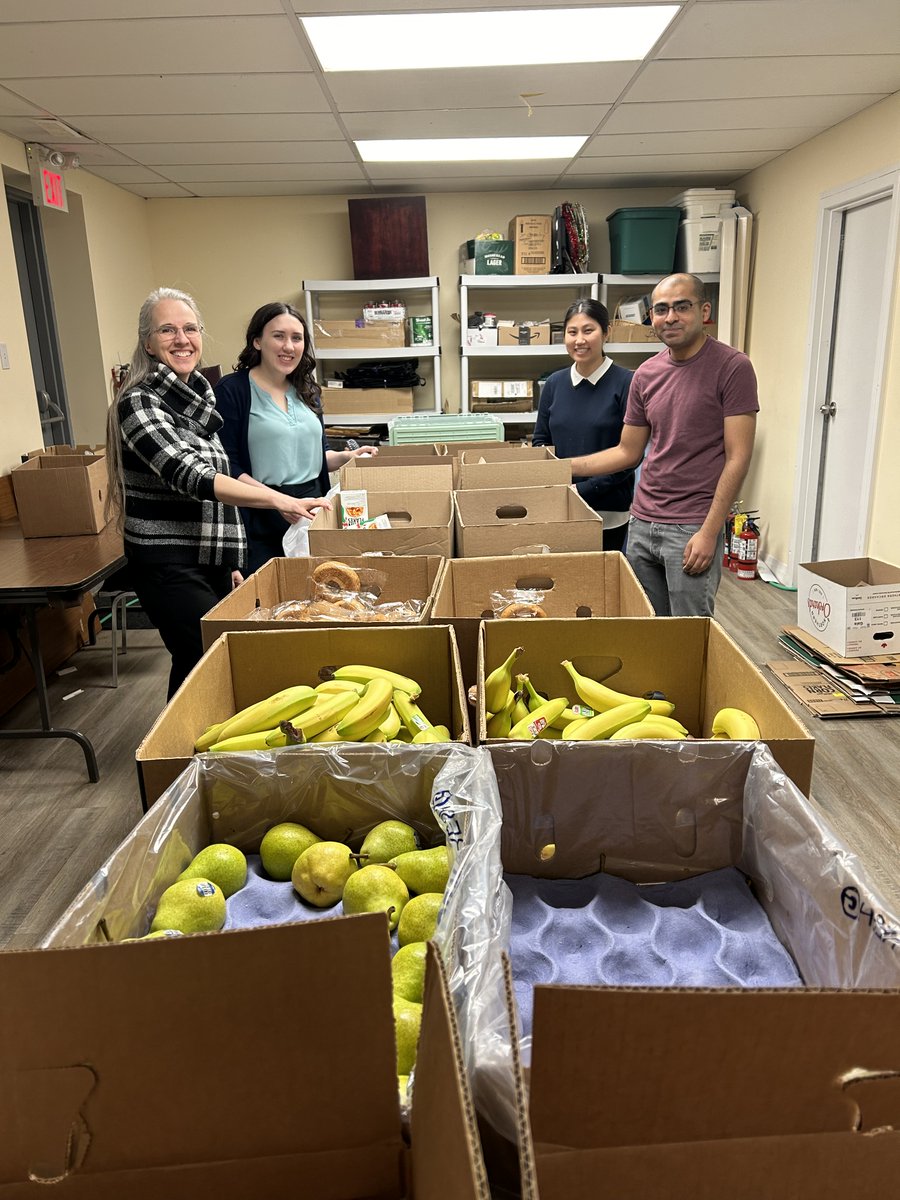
[490,588,548,619]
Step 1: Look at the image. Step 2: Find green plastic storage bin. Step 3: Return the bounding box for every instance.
[606,207,681,274]
[387,414,505,445]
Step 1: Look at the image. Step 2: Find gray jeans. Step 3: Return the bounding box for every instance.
[625,517,724,616]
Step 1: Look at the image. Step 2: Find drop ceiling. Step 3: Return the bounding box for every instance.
[0,0,898,198]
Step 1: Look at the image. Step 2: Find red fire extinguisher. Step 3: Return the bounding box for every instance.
[734,519,759,581]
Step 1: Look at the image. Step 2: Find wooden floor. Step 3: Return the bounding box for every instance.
[1,568,899,949]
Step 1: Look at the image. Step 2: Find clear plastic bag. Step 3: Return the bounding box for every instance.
[490,587,548,619]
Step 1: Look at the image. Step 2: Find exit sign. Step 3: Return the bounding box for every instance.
[40,166,68,212]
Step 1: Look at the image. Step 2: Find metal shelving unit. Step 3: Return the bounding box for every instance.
[303,276,441,426]
[600,272,721,356]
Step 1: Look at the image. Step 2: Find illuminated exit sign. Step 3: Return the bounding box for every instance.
[39,165,68,212]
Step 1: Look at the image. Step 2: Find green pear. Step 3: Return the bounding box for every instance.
[393,995,423,1075]
[341,864,409,931]
[150,878,226,934]
[388,845,449,896]
[260,822,321,881]
[121,929,184,943]
[398,1074,410,1103]
[391,940,427,1004]
[178,843,247,898]
[359,819,419,865]
[292,841,359,908]
[397,892,443,947]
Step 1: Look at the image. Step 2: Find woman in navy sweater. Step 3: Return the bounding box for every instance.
[532,299,635,552]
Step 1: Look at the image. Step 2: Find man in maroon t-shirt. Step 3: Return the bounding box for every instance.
[569,273,758,616]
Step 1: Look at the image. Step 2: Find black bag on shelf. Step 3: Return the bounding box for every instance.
[335,359,425,389]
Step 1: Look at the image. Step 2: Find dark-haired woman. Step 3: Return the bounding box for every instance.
[532,299,635,552]
[215,302,375,572]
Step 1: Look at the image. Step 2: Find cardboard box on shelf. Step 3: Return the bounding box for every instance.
[11,453,108,538]
[454,486,603,559]
[508,215,552,275]
[432,552,653,691]
[456,446,570,490]
[309,490,454,559]
[321,386,414,415]
[28,750,489,1200]
[466,327,500,348]
[607,319,659,344]
[312,319,406,350]
[459,240,515,275]
[136,624,469,806]
[796,557,900,657]
[201,554,444,650]
[469,381,535,414]
[477,617,814,793]
[497,323,551,347]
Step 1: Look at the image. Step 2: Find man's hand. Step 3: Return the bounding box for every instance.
[682,528,718,575]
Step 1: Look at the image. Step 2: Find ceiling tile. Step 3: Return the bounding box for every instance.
[117,140,356,166]
[566,170,749,189]
[118,181,196,197]
[566,150,775,175]
[49,143,136,165]
[161,162,367,183]
[629,54,900,101]
[372,175,561,191]
[0,16,313,77]
[85,164,171,184]
[343,104,608,140]
[183,180,374,197]
[661,0,900,57]
[3,73,331,116]
[603,93,888,134]
[60,112,342,144]
[0,85,45,117]
[582,127,821,155]
[0,1,284,17]
[292,0,654,9]
[364,159,572,179]
[326,62,638,112]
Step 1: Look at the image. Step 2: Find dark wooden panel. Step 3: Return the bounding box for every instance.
[348,196,429,280]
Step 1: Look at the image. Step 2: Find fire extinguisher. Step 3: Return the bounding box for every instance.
[734,518,759,580]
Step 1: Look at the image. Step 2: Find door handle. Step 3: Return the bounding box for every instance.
[819,400,837,418]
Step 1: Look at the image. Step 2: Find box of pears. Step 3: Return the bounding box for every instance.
[137,623,470,808]
[34,743,500,1198]
[477,616,814,795]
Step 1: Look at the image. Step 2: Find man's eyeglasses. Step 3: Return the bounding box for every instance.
[153,324,203,339]
[651,301,697,317]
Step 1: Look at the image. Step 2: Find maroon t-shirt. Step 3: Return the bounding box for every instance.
[624,337,759,524]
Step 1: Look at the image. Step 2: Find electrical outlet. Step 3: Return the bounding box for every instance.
[0,343,9,370]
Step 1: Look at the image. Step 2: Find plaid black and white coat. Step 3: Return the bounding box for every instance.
[117,362,247,569]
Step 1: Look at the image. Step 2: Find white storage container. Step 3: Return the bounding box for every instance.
[675,216,722,272]
[668,187,735,221]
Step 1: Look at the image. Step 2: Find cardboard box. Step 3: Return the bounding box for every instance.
[476,740,900,1199]
[26,442,105,458]
[497,323,551,347]
[460,240,515,275]
[29,751,489,1199]
[309,490,454,559]
[470,381,535,414]
[432,552,653,691]
[11,453,109,538]
[797,558,900,657]
[508,215,552,275]
[477,617,815,793]
[607,319,660,344]
[136,624,469,807]
[454,486,603,559]
[321,386,414,415]
[201,554,444,651]
[456,447,570,491]
[339,462,454,494]
[466,327,500,348]
[312,319,406,350]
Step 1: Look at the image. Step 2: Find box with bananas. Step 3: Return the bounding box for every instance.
[477,617,814,794]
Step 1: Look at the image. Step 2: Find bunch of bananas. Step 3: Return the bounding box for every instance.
[195,665,452,753]
[482,651,760,743]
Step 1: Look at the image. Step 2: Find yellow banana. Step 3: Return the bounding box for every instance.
[363,727,388,743]
[212,685,317,745]
[283,689,358,741]
[393,689,434,736]
[521,676,594,730]
[511,681,531,726]
[610,720,686,740]
[562,717,588,737]
[310,725,342,743]
[335,676,394,740]
[209,728,281,752]
[508,697,569,740]
[484,646,524,714]
[563,700,651,741]
[378,702,402,740]
[711,707,760,740]
[195,720,227,752]
[330,664,422,699]
[635,714,689,735]
[560,659,675,719]
[486,691,515,738]
[314,679,365,696]
[412,725,451,743]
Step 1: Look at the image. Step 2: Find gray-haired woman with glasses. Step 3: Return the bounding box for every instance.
[106,287,331,698]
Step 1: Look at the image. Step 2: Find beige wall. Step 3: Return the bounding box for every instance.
[734,92,900,573]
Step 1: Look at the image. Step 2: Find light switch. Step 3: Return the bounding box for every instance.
[0,344,9,370]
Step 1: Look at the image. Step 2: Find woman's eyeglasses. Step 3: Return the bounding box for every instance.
[153,324,203,339]
[650,301,697,317]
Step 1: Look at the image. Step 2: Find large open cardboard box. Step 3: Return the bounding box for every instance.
[432,553,653,691]
[17,749,492,1199]
[11,453,108,538]
[137,624,469,808]
[309,491,454,558]
[454,486,602,558]
[455,447,570,491]
[477,617,815,794]
[470,742,900,1199]
[338,462,454,494]
[201,554,444,651]
[797,557,900,657]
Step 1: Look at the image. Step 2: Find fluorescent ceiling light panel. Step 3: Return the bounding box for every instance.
[301,7,680,71]
[356,137,587,163]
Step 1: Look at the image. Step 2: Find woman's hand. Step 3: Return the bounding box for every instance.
[231,570,244,589]
[276,495,332,524]
[346,445,378,462]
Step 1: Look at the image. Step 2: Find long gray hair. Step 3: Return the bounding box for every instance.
[105,287,204,527]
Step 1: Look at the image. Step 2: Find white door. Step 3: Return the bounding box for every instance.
[792,168,900,573]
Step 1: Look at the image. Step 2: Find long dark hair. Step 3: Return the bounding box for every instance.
[562,297,610,334]
[234,301,319,410]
